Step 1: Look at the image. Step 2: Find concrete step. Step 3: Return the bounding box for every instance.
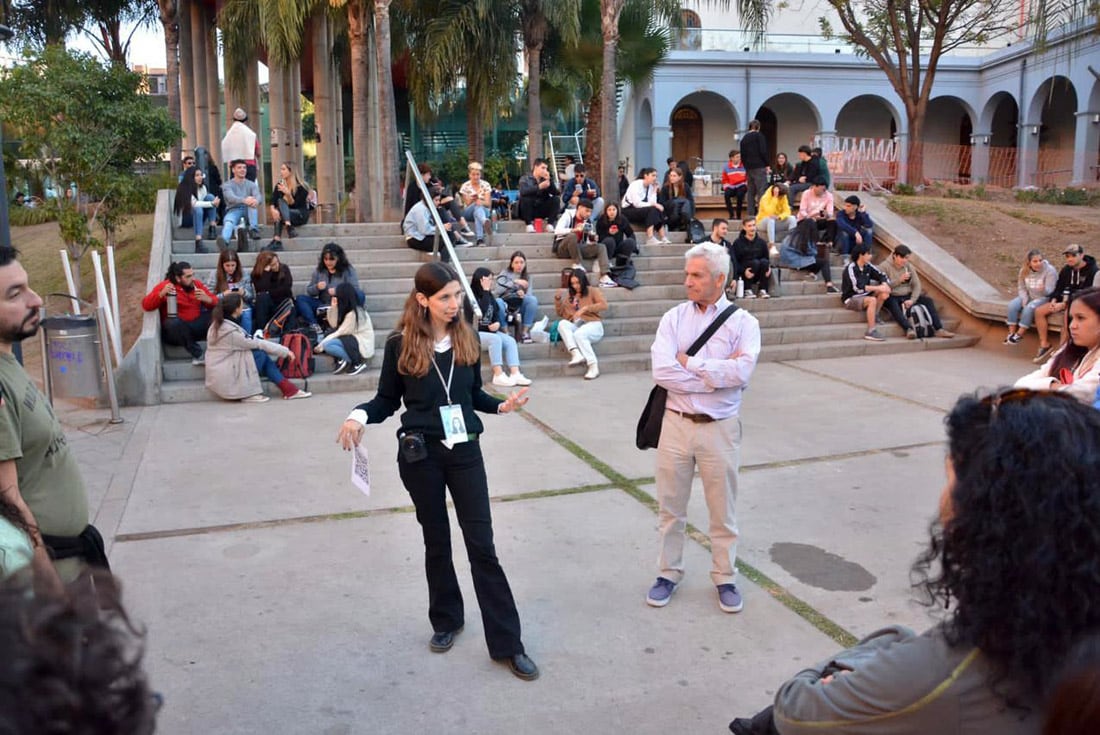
[758,333,980,361]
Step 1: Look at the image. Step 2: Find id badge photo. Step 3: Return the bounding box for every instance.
[439,404,469,448]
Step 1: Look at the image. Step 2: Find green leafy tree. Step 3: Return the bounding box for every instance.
[0,47,180,295]
[520,0,580,164]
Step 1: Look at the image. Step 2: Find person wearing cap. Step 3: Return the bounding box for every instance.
[221,107,260,182]
[836,195,874,263]
[796,177,837,246]
[1031,244,1099,364]
[876,245,955,339]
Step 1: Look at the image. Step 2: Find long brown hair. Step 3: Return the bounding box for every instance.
[1049,287,1100,378]
[251,251,282,283]
[396,262,480,377]
[1019,248,1043,283]
[667,167,686,198]
[208,293,244,345]
[215,249,243,293]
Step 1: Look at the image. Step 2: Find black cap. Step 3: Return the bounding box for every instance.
[812,176,827,186]
[844,195,861,205]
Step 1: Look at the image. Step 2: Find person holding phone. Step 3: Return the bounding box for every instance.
[336,262,538,681]
[206,249,254,334]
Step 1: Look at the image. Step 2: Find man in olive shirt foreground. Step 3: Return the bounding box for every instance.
[0,247,94,591]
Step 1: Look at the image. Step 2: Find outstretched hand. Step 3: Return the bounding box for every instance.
[498,387,529,414]
[337,420,365,450]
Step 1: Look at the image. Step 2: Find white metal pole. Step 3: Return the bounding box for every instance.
[59,250,80,314]
[90,251,123,365]
[106,246,121,347]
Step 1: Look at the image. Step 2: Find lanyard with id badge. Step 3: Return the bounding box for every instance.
[431,353,469,449]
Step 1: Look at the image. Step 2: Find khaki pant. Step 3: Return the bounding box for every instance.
[557,233,610,273]
[655,411,741,585]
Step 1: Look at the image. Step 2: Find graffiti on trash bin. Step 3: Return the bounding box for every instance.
[49,344,85,374]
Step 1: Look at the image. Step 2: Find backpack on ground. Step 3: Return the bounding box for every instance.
[908,303,934,339]
[278,330,314,389]
[263,298,297,340]
[609,261,640,290]
[688,218,707,244]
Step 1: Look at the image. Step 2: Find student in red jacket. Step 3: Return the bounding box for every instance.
[141,261,217,365]
[721,151,748,220]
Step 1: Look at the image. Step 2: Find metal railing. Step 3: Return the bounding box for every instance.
[671,28,1008,57]
[403,150,481,319]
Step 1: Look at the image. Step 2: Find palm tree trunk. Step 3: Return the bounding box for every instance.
[585,91,602,179]
[348,0,371,222]
[159,0,182,174]
[526,41,544,164]
[599,0,624,199]
[374,0,401,220]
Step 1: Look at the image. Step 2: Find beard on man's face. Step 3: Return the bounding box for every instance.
[0,309,40,344]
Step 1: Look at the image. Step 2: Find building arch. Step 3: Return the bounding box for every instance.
[669,91,739,170]
[1028,75,1077,185]
[834,95,899,140]
[636,98,654,171]
[977,92,1018,186]
[922,96,975,181]
[677,9,703,50]
[755,93,821,165]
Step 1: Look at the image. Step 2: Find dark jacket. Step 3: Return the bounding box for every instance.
[769,162,795,185]
[732,233,769,268]
[561,177,601,206]
[474,291,501,332]
[252,264,294,304]
[356,333,502,440]
[1053,255,1098,302]
[596,214,635,246]
[710,236,738,279]
[269,183,309,210]
[658,183,694,205]
[841,260,890,303]
[795,157,827,184]
[518,173,560,202]
[739,130,770,170]
[836,210,874,237]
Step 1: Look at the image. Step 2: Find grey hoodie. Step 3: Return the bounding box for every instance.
[1017,260,1057,304]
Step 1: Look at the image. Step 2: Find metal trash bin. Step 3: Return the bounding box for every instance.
[41,314,103,399]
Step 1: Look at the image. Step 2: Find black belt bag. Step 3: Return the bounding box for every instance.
[42,524,111,571]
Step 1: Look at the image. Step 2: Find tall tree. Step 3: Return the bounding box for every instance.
[817,0,1016,182]
[520,0,580,164]
[340,0,373,222]
[157,0,182,174]
[4,0,84,48]
[373,0,400,218]
[82,0,157,64]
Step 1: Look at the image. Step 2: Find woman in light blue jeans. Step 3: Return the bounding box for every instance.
[1005,249,1057,344]
[493,251,540,342]
[472,267,532,388]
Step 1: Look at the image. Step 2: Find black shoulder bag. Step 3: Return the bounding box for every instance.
[636,303,740,450]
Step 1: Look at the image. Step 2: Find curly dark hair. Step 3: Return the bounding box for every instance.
[316,242,351,275]
[0,570,157,734]
[913,389,1100,705]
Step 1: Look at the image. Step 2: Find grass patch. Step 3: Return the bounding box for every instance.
[886,197,948,221]
[998,208,1053,227]
[1015,187,1100,206]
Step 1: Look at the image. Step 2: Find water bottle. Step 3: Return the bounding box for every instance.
[166,290,178,318]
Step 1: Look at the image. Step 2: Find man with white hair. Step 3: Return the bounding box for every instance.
[646,242,761,613]
[221,107,259,182]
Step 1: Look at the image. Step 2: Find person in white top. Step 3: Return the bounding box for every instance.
[1015,286,1100,404]
[621,167,668,247]
[458,161,493,246]
[221,107,259,181]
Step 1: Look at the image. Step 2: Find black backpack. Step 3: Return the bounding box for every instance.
[908,303,934,339]
[263,298,297,340]
[688,218,707,244]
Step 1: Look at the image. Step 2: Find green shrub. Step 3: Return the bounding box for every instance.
[893,182,916,196]
[9,200,59,226]
[1014,186,1100,206]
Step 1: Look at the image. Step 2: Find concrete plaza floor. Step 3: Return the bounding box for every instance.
[65,345,1029,734]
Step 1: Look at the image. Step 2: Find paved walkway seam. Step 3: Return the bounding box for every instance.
[514,408,860,648]
[778,361,948,414]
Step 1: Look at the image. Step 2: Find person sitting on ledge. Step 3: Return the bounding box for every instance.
[267,162,311,251]
[517,158,560,232]
[622,167,668,247]
[796,177,837,248]
[296,243,364,339]
[142,261,217,365]
[218,159,262,248]
[835,195,874,262]
[841,242,891,342]
[658,165,695,234]
[877,245,955,339]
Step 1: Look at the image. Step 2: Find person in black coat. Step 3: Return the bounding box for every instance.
[595,202,638,264]
[739,119,770,216]
[731,218,773,298]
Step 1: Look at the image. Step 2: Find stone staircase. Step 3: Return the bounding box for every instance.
[158,221,978,403]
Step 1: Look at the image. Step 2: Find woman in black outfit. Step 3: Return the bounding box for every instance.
[337,262,538,681]
[595,202,637,264]
[250,250,294,332]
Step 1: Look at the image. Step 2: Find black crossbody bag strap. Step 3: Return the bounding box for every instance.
[685,304,739,357]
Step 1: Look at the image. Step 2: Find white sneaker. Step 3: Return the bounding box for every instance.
[743,291,757,299]
[492,372,517,387]
[599,275,617,288]
[645,236,661,247]
[659,235,671,244]
[567,350,585,366]
[285,390,312,400]
[347,362,368,376]
[525,224,535,233]
[511,372,532,386]
[584,363,600,380]
[759,290,770,299]
[191,355,205,366]
[253,329,265,340]
[241,394,269,403]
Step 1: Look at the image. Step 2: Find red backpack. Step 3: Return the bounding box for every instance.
[277,331,314,389]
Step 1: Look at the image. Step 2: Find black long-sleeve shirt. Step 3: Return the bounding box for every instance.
[739,130,769,170]
[356,333,501,440]
[251,264,294,304]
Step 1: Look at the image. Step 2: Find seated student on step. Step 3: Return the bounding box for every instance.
[561,163,605,223]
[250,251,293,333]
[517,158,560,231]
[1016,286,1100,404]
[471,268,532,388]
[658,165,695,233]
[721,150,748,220]
[296,242,363,338]
[787,145,823,204]
[205,248,254,334]
[797,177,837,247]
[267,162,311,251]
[316,282,376,377]
[768,151,795,187]
[595,203,638,264]
[622,167,668,246]
[554,267,606,380]
[403,194,460,262]
[173,166,218,253]
[553,201,617,288]
[494,251,539,344]
[732,388,1100,735]
[779,218,839,295]
[1031,244,1098,365]
[756,183,797,247]
[205,293,311,403]
[1004,249,1057,345]
[459,161,493,246]
[219,159,262,247]
[732,218,772,299]
[877,245,955,339]
[142,261,218,364]
[835,194,874,260]
[842,243,892,342]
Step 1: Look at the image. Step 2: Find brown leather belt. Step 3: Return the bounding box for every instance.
[667,409,715,423]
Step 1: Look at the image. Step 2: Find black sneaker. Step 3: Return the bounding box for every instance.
[348,362,368,376]
[248,228,261,241]
[195,239,207,254]
[1033,344,1053,364]
[826,284,840,294]
[286,226,298,238]
[332,359,348,375]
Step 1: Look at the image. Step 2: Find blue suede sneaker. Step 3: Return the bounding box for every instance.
[646,577,677,607]
[717,584,744,613]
